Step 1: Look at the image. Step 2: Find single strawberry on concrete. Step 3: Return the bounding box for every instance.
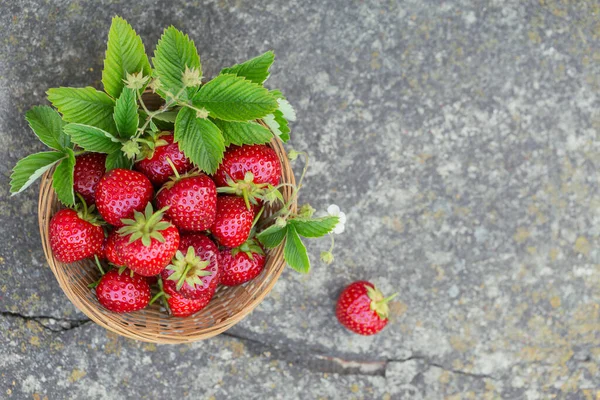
[116,203,180,277]
[211,195,255,248]
[95,168,154,227]
[49,202,104,263]
[336,281,397,335]
[156,172,217,232]
[96,269,151,313]
[219,238,265,286]
[214,145,282,209]
[134,133,192,186]
[73,153,106,205]
[161,233,219,300]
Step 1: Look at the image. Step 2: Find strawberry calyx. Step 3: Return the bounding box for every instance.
[365,284,398,320]
[166,246,212,291]
[74,193,104,226]
[135,131,171,161]
[216,172,283,210]
[157,164,204,193]
[117,203,172,247]
[231,237,264,260]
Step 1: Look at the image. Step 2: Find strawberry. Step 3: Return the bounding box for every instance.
[116,204,180,277]
[219,239,265,286]
[95,168,154,227]
[94,233,108,261]
[105,230,126,266]
[214,145,281,187]
[49,206,104,263]
[214,145,282,209]
[73,153,106,205]
[96,269,151,313]
[134,133,192,186]
[163,282,210,317]
[336,281,397,336]
[155,172,217,232]
[161,233,219,300]
[211,196,255,248]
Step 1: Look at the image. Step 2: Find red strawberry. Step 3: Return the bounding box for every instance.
[116,204,180,277]
[96,269,151,313]
[95,169,153,227]
[161,233,219,300]
[105,230,126,266]
[134,134,192,186]
[214,145,281,187]
[73,153,106,205]
[336,281,397,336]
[94,233,108,261]
[164,282,210,317]
[155,172,217,232]
[211,196,254,248]
[49,208,104,263]
[219,239,265,286]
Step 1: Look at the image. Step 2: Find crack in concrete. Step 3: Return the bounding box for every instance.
[392,355,498,381]
[0,310,92,333]
[222,331,498,380]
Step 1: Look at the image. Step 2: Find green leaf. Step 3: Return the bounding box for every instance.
[256,224,288,249]
[10,151,65,195]
[113,88,139,138]
[192,74,278,121]
[284,225,310,273]
[102,16,152,99]
[25,106,69,150]
[289,216,339,238]
[47,87,117,134]
[174,108,224,174]
[277,98,296,122]
[152,26,201,98]
[63,123,122,154]
[220,51,275,85]
[153,110,179,123]
[52,148,76,206]
[211,119,272,146]
[105,151,132,171]
[273,110,290,142]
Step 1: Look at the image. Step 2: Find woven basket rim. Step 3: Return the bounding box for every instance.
[38,133,296,343]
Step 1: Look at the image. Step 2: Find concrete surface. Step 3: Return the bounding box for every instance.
[1,0,600,398]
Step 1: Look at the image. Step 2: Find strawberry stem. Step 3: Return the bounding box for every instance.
[75,193,88,217]
[93,254,105,275]
[165,157,180,180]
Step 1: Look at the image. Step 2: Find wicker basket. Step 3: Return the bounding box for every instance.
[37,94,296,343]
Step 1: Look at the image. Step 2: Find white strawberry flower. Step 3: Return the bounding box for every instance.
[327,204,346,234]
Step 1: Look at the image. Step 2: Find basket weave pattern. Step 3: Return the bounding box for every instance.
[38,132,296,343]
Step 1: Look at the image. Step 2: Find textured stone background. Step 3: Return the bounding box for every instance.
[1,0,600,398]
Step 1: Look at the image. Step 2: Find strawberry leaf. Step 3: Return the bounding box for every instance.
[25,106,69,151]
[63,123,122,154]
[284,225,310,273]
[211,119,272,146]
[263,110,290,142]
[10,151,65,195]
[102,16,151,99]
[192,74,278,121]
[220,51,275,85]
[256,224,288,249]
[152,26,201,100]
[113,88,139,138]
[174,108,224,174]
[47,87,118,135]
[52,148,76,206]
[105,151,132,171]
[289,216,339,238]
